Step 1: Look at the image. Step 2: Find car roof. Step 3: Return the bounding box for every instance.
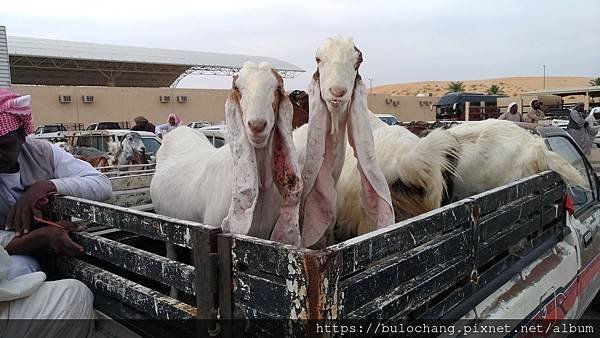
[69,130,158,137]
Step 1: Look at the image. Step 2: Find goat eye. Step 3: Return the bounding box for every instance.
[315,57,321,63]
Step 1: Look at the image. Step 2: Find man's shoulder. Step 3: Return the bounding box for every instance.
[23,137,54,154]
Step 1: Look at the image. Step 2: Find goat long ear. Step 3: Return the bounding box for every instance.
[300,73,338,248]
[220,91,259,236]
[269,92,302,246]
[347,77,395,232]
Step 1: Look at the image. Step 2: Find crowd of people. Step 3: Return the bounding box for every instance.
[497,99,600,156]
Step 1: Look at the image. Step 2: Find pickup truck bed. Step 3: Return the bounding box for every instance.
[44,169,576,336]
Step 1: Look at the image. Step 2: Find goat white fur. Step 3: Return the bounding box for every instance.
[447,119,587,200]
[150,62,302,245]
[293,119,458,243]
[334,125,459,241]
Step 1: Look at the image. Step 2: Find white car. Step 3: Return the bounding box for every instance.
[196,125,226,148]
[551,119,569,130]
[187,121,211,129]
[31,124,68,142]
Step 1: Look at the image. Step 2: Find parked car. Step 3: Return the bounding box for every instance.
[31,123,68,142]
[551,119,569,130]
[86,122,124,130]
[196,125,226,148]
[375,114,399,125]
[187,121,211,129]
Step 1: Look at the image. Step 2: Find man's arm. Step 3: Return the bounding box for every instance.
[4,226,84,256]
[49,144,112,201]
[527,110,543,122]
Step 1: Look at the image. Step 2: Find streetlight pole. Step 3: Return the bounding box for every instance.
[543,65,546,89]
[368,78,373,94]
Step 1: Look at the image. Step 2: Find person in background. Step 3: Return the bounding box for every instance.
[155,113,183,138]
[498,102,523,122]
[131,116,156,133]
[566,103,591,155]
[585,107,600,143]
[524,100,546,123]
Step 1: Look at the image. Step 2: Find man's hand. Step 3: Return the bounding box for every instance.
[45,225,84,256]
[4,180,57,236]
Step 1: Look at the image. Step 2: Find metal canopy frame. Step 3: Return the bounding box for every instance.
[171,65,303,87]
[11,55,303,87]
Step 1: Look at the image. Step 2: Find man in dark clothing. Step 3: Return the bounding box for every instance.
[130,116,156,133]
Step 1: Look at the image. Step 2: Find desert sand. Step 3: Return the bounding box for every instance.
[372,76,593,97]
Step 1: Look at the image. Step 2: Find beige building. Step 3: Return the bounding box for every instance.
[11,84,438,126]
[367,93,437,121]
[11,84,231,126]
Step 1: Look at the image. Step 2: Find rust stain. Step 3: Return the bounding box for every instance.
[304,253,323,319]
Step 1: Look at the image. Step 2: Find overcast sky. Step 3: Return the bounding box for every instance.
[2,0,599,90]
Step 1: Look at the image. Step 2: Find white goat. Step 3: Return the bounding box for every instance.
[333,124,459,242]
[107,132,148,166]
[447,119,587,201]
[299,37,394,248]
[151,62,302,246]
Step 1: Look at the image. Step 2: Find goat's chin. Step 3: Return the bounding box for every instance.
[249,137,269,149]
[325,100,350,114]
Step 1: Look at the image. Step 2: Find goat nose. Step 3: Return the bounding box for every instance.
[329,87,347,98]
[248,119,267,134]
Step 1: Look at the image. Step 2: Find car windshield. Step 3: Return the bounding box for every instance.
[379,116,398,125]
[98,122,121,129]
[142,138,161,154]
[44,125,66,133]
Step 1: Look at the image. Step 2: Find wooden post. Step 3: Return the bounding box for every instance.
[192,228,220,337]
[585,92,590,111]
[481,101,486,119]
[465,101,470,121]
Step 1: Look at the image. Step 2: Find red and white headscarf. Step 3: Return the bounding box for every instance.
[168,112,182,126]
[0,89,34,137]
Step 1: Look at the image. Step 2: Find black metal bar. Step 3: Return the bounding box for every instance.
[59,257,196,319]
[332,200,472,278]
[50,196,218,248]
[72,232,195,294]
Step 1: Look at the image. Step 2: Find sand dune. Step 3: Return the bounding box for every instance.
[372,76,593,97]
